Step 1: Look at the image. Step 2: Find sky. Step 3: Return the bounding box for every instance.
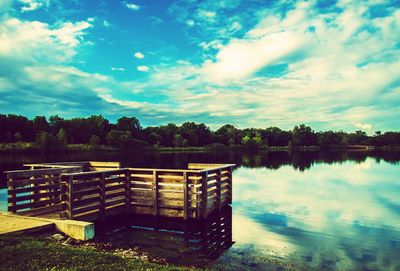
[0,0,399,132]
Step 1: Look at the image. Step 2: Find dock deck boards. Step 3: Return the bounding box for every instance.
[0,212,54,235]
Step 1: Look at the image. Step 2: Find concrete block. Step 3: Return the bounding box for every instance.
[53,219,94,241]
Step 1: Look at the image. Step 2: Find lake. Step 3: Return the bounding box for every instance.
[0,150,399,270]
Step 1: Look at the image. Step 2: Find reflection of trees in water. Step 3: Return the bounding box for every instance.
[95,207,233,266]
[0,150,399,187]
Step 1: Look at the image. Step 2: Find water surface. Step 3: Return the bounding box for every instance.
[0,150,399,270]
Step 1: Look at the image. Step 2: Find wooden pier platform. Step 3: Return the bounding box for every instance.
[2,162,234,239]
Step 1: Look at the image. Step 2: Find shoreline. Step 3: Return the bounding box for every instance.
[0,142,398,154]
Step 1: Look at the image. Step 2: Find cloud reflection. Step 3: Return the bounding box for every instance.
[231,158,400,270]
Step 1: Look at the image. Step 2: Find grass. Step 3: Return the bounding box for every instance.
[0,233,198,271]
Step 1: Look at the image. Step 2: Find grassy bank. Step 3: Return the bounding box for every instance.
[0,233,197,271]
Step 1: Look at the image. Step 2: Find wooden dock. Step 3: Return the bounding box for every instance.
[0,212,54,235]
[4,162,235,223]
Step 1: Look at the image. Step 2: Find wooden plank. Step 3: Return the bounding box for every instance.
[104,176,125,184]
[131,201,153,207]
[159,198,184,207]
[216,169,222,211]
[73,195,100,208]
[130,182,152,189]
[62,169,126,179]
[183,172,189,220]
[125,170,131,213]
[65,175,73,219]
[73,203,101,216]
[9,198,60,212]
[187,163,236,171]
[5,167,81,178]
[89,161,120,167]
[73,179,100,190]
[18,204,62,217]
[8,177,60,187]
[105,183,125,192]
[227,167,232,205]
[105,197,125,208]
[74,187,100,198]
[153,170,159,217]
[131,189,152,196]
[99,173,106,221]
[8,184,60,195]
[129,168,200,174]
[201,171,208,219]
[105,190,125,199]
[9,191,61,203]
[158,191,183,199]
[7,177,15,212]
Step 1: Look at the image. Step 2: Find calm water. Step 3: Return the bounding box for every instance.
[0,150,399,270]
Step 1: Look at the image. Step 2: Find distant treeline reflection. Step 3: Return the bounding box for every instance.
[0,150,399,188]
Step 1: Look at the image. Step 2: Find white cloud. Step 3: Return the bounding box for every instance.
[103,20,110,27]
[202,31,309,84]
[137,66,149,72]
[126,3,140,11]
[197,9,217,23]
[0,18,92,62]
[19,0,48,12]
[353,122,372,130]
[186,19,195,27]
[111,67,125,71]
[134,52,144,59]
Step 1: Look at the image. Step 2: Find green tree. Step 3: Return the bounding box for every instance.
[116,117,141,137]
[173,134,184,147]
[292,124,318,146]
[56,128,67,148]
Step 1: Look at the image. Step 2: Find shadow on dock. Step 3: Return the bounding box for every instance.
[95,206,233,267]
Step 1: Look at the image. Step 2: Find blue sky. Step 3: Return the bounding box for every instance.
[0,0,399,132]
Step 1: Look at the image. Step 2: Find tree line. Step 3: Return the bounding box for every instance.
[0,114,399,151]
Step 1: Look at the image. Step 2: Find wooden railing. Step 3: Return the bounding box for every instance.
[5,162,234,221]
[61,169,129,221]
[24,161,121,172]
[5,166,82,216]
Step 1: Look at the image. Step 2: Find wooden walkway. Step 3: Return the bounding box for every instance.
[0,212,54,235]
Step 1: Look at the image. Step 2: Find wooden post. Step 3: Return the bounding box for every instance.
[153,170,159,217]
[125,170,131,214]
[201,171,208,219]
[183,172,189,220]
[216,169,222,211]
[99,173,106,222]
[7,176,15,213]
[60,175,66,219]
[228,167,233,205]
[66,175,74,220]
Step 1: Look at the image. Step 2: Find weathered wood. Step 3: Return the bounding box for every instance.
[8,191,61,203]
[8,198,60,212]
[73,203,101,216]
[153,171,159,217]
[201,172,208,219]
[216,169,222,211]
[8,176,60,187]
[183,172,189,220]
[99,173,106,222]
[5,167,81,179]
[7,177,15,213]
[66,175,74,219]
[5,162,234,221]
[73,179,100,190]
[227,167,233,205]
[105,190,125,200]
